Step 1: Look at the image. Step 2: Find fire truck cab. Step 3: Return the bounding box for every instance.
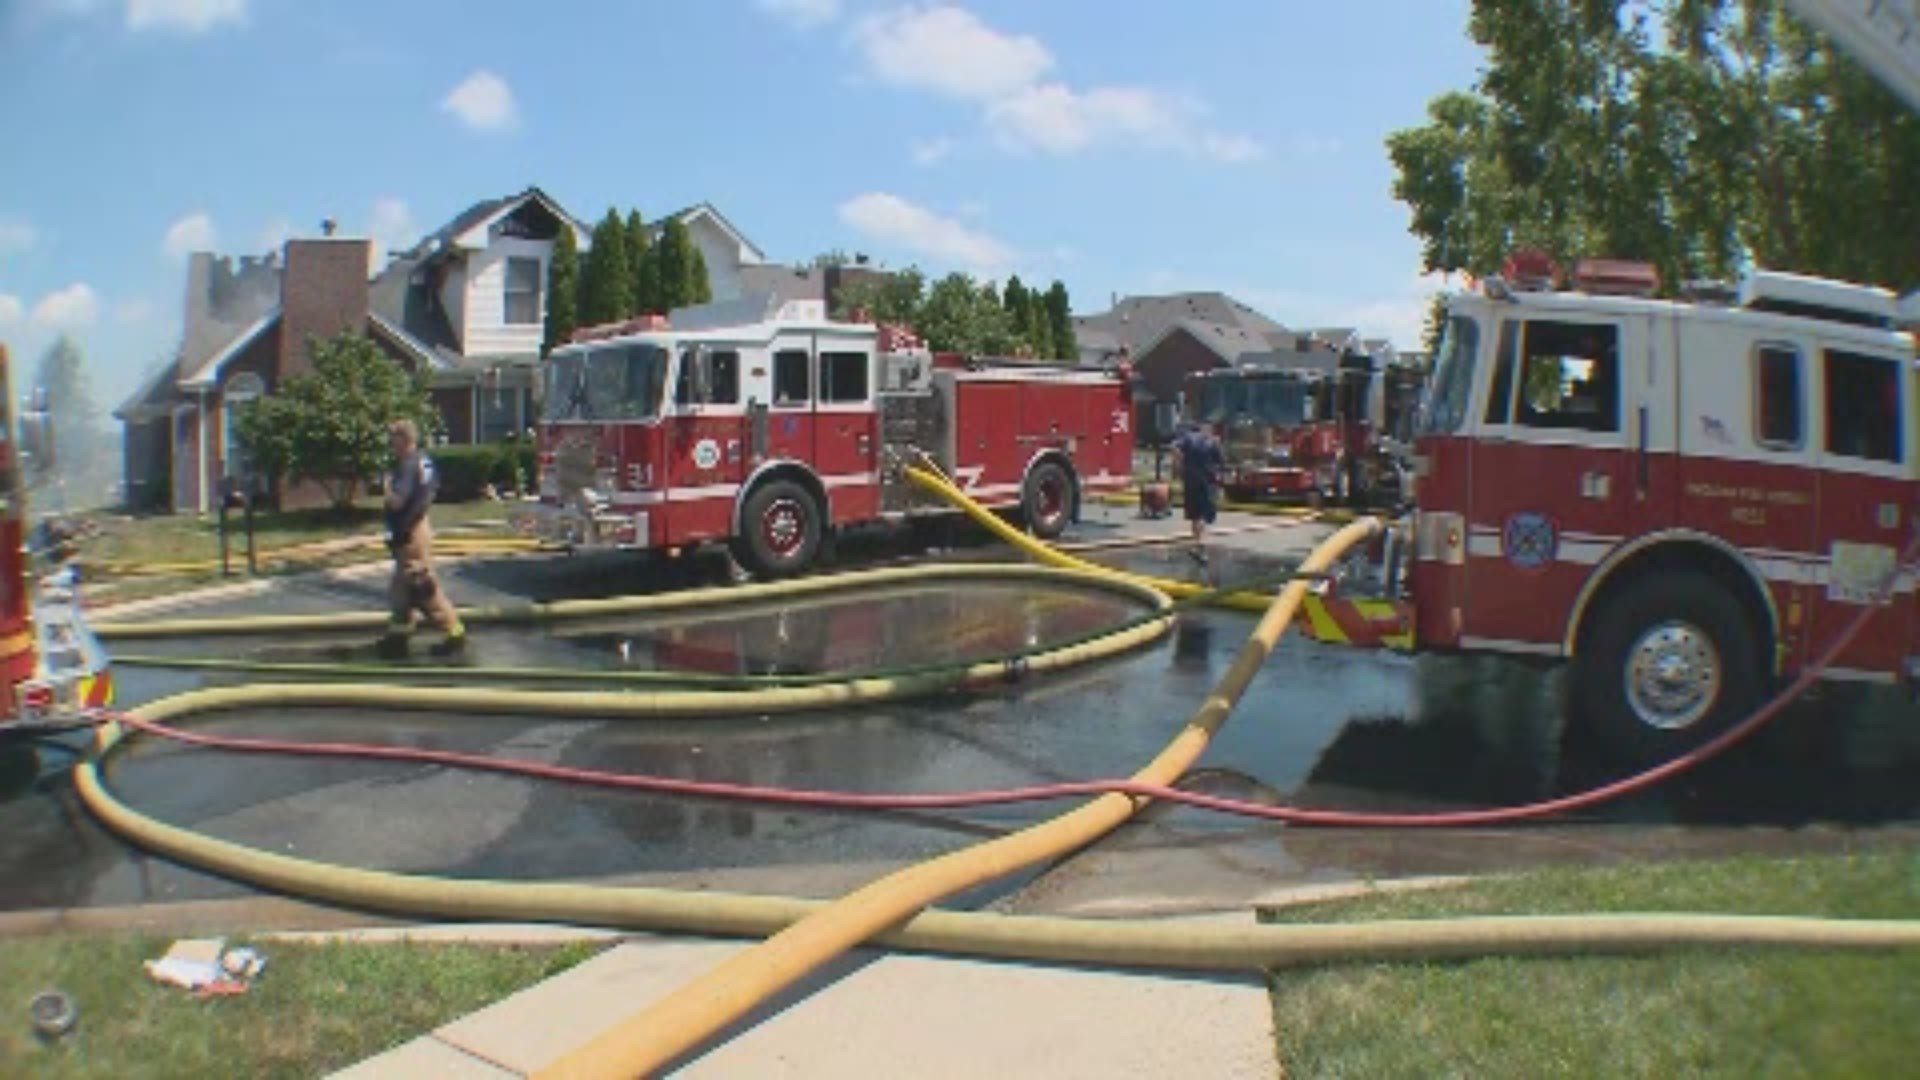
[1403,255,1920,761]
[536,298,1135,578]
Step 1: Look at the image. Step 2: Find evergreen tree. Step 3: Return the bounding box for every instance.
[1021,290,1049,356]
[1043,281,1075,360]
[653,217,697,311]
[578,208,634,327]
[543,224,579,352]
[688,243,712,305]
[629,205,660,315]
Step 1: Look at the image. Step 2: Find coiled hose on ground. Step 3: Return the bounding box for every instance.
[72,469,1920,1079]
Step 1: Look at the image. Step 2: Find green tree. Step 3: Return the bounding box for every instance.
[1022,290,1050,356]
[623,209,649,318]
[543,224,580,352]
[652,217,698,311]
[578,208,635,327]
[233,332,438,511]
[831,267,926,324]
[1001,275,1037,354]
[811,249,853,269]
[688,242,712,305]
[1387,0,1920,292]
[916,272,1015,354]
[1043,281,1075,360]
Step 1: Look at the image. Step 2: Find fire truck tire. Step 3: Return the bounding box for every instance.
[1573,572,1766,765]
[735,480,823,580]
[1021,460,1074,540]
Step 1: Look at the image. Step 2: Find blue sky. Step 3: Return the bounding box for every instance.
[0,0,1484,408]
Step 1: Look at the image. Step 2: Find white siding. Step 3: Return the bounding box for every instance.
[688,217,747,303]
[463,235,550,359]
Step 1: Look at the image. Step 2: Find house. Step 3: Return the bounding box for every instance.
[115,187,592,512]
[650,203,767,303]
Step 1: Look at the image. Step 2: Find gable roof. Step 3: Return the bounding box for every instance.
[651,202,766,264]
[178,307,280,389]
[1075,292,1290,357]
[427,186,590,255]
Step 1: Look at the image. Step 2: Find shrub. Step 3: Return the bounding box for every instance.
[430,445,496,503]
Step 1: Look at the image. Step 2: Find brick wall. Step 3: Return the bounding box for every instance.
[279,238,371,379]
[1137,327,1226,404]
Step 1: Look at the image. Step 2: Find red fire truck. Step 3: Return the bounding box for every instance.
[0,344,113,734]
[1183,352,1419,508]
[1313,255,1920,764]
[534,298,1136,577]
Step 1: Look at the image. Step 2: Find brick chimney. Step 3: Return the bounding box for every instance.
[279,237,372,379]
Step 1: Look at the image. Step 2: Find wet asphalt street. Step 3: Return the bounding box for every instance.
[3,499,1919,921]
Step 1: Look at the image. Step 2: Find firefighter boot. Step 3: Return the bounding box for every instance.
[375,630,410,661]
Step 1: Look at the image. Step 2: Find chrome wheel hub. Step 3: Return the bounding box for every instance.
[1624,621,1721,730]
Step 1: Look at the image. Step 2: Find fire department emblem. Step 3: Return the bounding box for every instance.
[692,438,721,470]
[1502,512,1557,571]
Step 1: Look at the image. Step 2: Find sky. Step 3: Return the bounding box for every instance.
[0,0,1485,413]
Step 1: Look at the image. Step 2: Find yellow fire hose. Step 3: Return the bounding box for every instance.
[70,469,1920,1079]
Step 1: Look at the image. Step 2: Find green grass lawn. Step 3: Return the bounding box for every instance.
[1264,849,1920,1078]
[80,498,521,569]
[2,934,603,1078]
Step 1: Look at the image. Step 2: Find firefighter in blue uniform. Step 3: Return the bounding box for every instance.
[376,418,466,659]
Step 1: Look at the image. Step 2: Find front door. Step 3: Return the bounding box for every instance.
[1807,344,1914,677]
[1466,313,1638,648]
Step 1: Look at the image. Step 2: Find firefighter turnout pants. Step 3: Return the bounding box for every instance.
[388,520,461,637]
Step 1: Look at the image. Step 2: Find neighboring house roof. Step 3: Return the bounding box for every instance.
[653,202,766,265]
[1073,326,1124,359]
[738,264,827,305]
[1305,326,1360,350]
[417,186,592,257]
[369,252,466,368]
[1076,292,1291,358]
[178,307,281,389]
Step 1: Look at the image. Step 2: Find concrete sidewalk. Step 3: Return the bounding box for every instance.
[331,920,1280,1079]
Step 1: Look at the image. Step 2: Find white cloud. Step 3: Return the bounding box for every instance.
[910,136,955,166]
[30,283,100,331]
[127,0,247,33]
[838,192,1013,271]
[0,294,22,327]
[115,297,156,324]
[853,5,1260,164]
[989,83,1264,162]
[163,212,216,260]
[756,0,839,28]
[440,70,518,132]
[853,5,1053,102]
[0,219,37,259]
[366,197,419,267]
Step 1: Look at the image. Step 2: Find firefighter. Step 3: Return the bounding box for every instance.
[1170,420,1225,562]
[376,419,466,659]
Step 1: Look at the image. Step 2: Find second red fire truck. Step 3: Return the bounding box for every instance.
[535,298,1136,577]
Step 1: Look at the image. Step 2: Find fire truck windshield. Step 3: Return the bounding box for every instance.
[1193,375,1308,427]
[1416,315,1480,436]
[544,343,669,421]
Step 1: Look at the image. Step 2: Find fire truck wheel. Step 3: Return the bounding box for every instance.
[1573,572,1765,765]
[1022,461,1074,540]
[735,480,823,580]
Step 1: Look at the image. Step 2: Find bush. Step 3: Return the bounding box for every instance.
[428,442,537,503]
[430,445,496,503]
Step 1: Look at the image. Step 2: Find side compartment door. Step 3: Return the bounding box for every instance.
[1807,345,1914,677]
[1465,313,1638,648]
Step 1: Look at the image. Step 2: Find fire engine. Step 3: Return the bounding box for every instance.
[1314,254,1920,764]
[1182,351,1421,508]
[535,297,1136,578]
[0,344,113,735]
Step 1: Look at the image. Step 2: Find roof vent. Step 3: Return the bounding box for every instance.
[1740,269,1895,329]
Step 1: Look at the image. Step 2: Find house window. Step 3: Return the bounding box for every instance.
[505,256,543,325]
[820,351,869,404]
[773,349,811,406]
[1753,344,1802,450]
[223,372,266,479]
[1825,349,1902,463]
[1515,320,1619,433]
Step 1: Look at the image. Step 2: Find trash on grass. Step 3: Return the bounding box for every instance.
[143,938,267,998]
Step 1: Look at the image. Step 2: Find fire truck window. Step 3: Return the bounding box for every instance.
[1516,321,1619,433]
[1824,350,1901,463]
[1753,345,1802,449]
[1484,320,1519,425]
[709,350,740,405]
[820,351,870,403]
[773,349,811,406]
